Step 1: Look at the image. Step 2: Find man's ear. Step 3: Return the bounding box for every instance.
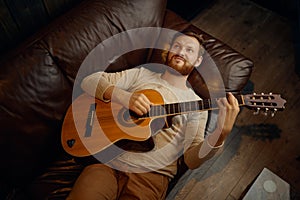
[161,43,170,63]
[195,56,203,67]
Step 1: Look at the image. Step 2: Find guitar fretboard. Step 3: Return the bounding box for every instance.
[145,94,244,118]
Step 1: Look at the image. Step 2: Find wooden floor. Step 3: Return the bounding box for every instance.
[167,0,300,199]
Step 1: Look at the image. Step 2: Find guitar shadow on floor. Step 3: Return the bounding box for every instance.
[238,123,282,141]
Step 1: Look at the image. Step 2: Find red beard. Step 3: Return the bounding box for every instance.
[166,54,195,76]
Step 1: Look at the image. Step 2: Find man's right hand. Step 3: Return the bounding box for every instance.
[104,86,152,116]
[126,92,152,116]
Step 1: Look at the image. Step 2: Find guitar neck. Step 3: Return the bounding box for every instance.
[144,94,244,118]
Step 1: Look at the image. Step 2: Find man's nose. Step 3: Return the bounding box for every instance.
[178,48,185,57]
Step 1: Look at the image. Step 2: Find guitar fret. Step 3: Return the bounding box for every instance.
[159,105,162,116]
[162,105,166,115]
[191,101,198,111]
[150,105,159,117]
[156,105,159,116]
[188,101,191,111]
[211,99,218,109]
[175,103,180,114]
[162,105,166,116]
[149,106,153,117]
[200,100,204,110]
[163,104,169,115]
[172,103,175,114]
[203,99,209,109]
[181,102,185,112]
[186,101,192,111]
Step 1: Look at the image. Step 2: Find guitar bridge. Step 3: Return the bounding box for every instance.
[85,103,97,137]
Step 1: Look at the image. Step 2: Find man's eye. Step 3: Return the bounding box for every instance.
[187,48,194,53]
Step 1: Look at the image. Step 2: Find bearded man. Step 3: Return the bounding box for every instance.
[67,31,240,200]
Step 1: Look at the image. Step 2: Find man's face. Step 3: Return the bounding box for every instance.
[166,35,202,76]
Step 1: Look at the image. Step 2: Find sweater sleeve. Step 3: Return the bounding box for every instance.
[183,112,208,151]
[80,68,141,101]
[183,111,223,169]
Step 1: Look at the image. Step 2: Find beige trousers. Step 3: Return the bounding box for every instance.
[67,163,169,200]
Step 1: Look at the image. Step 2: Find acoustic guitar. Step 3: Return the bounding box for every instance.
[61,89,286,158]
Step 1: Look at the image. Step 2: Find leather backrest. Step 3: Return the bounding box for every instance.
[41,0,167,83]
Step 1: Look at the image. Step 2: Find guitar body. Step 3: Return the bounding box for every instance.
[61,89,166,157]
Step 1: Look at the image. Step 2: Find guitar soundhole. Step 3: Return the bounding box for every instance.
[118,108,144,127]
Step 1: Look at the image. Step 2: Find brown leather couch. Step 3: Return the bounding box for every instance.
[0,0,253,199]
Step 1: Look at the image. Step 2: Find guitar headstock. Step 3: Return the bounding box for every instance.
[243,93,287,117]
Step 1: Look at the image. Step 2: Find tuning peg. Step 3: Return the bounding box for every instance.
[264,108,269,116]
[271,108,277,117]
[253,107,260,115]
